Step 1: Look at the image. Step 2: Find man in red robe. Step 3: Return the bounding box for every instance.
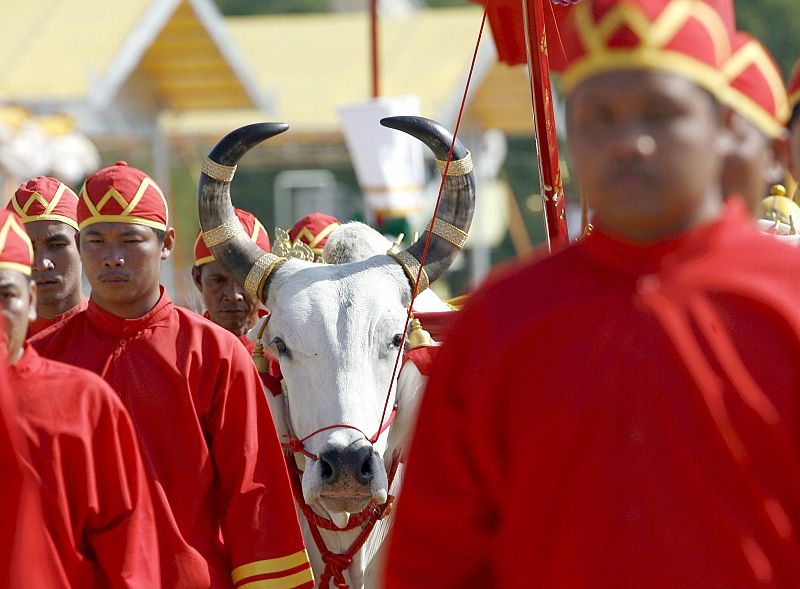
[7,176,87,336]
[192,207,269,353]
[386,1,800,587]
[0,209,159,587]
[31,162,312,588]
[0,320,67,589]
[720,33,789,212]
[787,60,800,193]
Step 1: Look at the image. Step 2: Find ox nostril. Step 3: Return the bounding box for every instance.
[358,452,373,484]
[320,455,337,482]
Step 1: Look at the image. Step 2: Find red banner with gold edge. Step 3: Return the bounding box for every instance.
[523,0,569,250]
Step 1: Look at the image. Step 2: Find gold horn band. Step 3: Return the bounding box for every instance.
[245,253,286,301]
[203,217,244,248]
[388,250,430,293]
[432,217,468,249]
[434,151,473,176]
[202,158,237,183]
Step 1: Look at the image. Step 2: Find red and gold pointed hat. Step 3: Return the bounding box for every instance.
[287,212,341,256]
[77,161,168,231]
[194,207,270,266]
[0,210,33,276]
[788,58,800,117]
[558,0,734,99]
[8,177,79,230]
[721,32,788,139]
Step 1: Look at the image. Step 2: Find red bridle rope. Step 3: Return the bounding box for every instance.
[277,5,489,587]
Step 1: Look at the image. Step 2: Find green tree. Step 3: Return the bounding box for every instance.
[734,0,800,77]
[215,0,330,16]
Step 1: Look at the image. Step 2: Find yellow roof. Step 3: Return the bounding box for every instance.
[0,0,262,110]
[225,7,486,132]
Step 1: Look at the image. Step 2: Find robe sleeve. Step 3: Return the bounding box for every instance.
[207,343,314,589]
[85,385,161,588]
[385,292,504,588]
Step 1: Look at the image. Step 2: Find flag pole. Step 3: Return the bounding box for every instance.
[522,0,569,251]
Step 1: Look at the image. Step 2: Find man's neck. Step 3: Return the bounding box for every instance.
[37,289,83,321]
[93,286,163,320]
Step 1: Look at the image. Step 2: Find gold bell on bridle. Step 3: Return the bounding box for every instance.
[251,317,271,374]
[407,316,432,351]
[759,184,800,227]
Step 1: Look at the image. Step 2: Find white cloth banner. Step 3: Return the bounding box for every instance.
[338,96,425,216]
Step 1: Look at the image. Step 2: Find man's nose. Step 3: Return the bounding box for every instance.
[102,252,125,268]
[222,281,245,301]
[607,125,657,160]
[32,251,55,272]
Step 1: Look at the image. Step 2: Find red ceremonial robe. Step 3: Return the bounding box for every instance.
[0,357,66,588]
[386,200,800,589]
[10,345,159,588]
[202,310,255,354]
[31,288,313,589]
[28,297,88,338]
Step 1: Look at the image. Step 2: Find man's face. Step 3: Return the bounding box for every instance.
[80,223,174,317]
[192,260,258,336]
[721,114,778,214]
[0,269,35,363]
[789,114,800,182]
[25,220,82,314]
[567,70,730,242]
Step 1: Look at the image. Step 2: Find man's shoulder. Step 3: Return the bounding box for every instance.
[27,354,126,413]
[28,309,88,350]
[172,306,254,358]
[469,243,585,311]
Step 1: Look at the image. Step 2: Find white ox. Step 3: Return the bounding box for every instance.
[197,117,475,588]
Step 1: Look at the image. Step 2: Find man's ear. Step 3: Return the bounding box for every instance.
[28,280,37,324]
[716,106,737,158]
[765,133,790,186]
[191,265,203,291]
[161,227,176,261]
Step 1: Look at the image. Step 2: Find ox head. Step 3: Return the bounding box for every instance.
[197,117,475,521]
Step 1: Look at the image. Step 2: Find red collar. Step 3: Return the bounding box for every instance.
[577,199,754,277]
[86,286,173,339]
[28,297,88,337]
[11,345,44,378]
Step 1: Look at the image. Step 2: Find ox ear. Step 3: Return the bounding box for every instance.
[322,222,393,264]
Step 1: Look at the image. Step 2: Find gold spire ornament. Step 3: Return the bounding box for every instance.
[407,317,433,350]
[273,227,316,262]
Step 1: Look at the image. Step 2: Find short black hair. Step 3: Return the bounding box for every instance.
[152,228,165,243]
[790,104,800,131]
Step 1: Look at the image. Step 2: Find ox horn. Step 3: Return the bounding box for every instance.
[380,116,476,293]
[197,123,289,303]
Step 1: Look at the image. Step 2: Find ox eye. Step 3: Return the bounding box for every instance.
[272,337,289,355]
[392,333,404,348]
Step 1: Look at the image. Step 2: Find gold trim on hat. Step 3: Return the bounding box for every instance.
[203,217,245,249]
[202,158,237,183]
[431,217,468,249]
[245,252,286,302]
[564,1,731,99]
[0,215,33,273]
[434,151,473,176]
[387,249,429,293]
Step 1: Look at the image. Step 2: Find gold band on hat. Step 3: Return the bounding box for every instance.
[245,253,286,301]
[431,217,468,249]
[202,158,237,183]
[435,151,473,176]
[388,250,429,293]
[203,217,244,248]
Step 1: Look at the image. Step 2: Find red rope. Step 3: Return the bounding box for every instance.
[373,1,490,445]
[287,450,401,588]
